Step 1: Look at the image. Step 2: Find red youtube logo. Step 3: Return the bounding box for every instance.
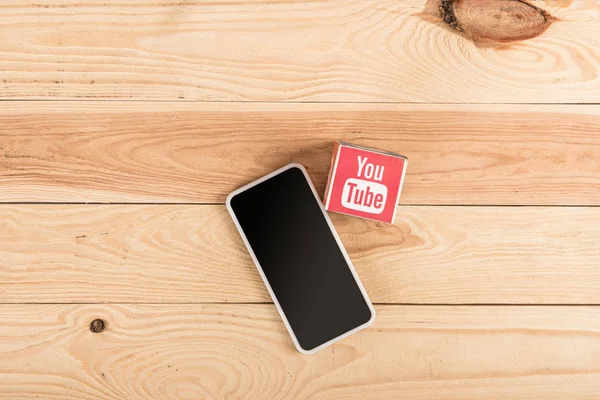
[324,142,407,223]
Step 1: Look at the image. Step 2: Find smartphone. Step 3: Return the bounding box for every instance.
[227,163,375,354]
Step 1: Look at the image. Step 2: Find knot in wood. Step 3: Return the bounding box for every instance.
[441,0,553,43]
[90,319,107,333]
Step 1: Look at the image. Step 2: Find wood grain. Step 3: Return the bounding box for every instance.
[2,102,600,205]
[0,304,599,399]
[0,0,599,102]
[430,0,555,45]
[2,204,599,304]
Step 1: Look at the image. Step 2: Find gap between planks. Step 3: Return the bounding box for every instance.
[0,99,599,105]
[3,203,600,206]
[0,303,599,306]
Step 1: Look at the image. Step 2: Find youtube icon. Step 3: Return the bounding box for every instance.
[323,142,408,224]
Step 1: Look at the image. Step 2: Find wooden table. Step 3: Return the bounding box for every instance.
[1,1,600,398]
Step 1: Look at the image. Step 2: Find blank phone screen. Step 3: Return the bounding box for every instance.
[229,166,373,352]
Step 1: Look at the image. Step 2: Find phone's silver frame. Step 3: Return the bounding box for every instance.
[226,163,376,355]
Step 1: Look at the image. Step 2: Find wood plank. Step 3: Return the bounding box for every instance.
[0,0,598,102]
[2,205,599,304]
[2,102,600,205]
[0,304,599,399]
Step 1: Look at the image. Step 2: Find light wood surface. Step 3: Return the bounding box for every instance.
[1,0,599,102]
[1,205,599,304]
[1,304,599,399]
[2,102,599,205]
[2,0,600,397]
